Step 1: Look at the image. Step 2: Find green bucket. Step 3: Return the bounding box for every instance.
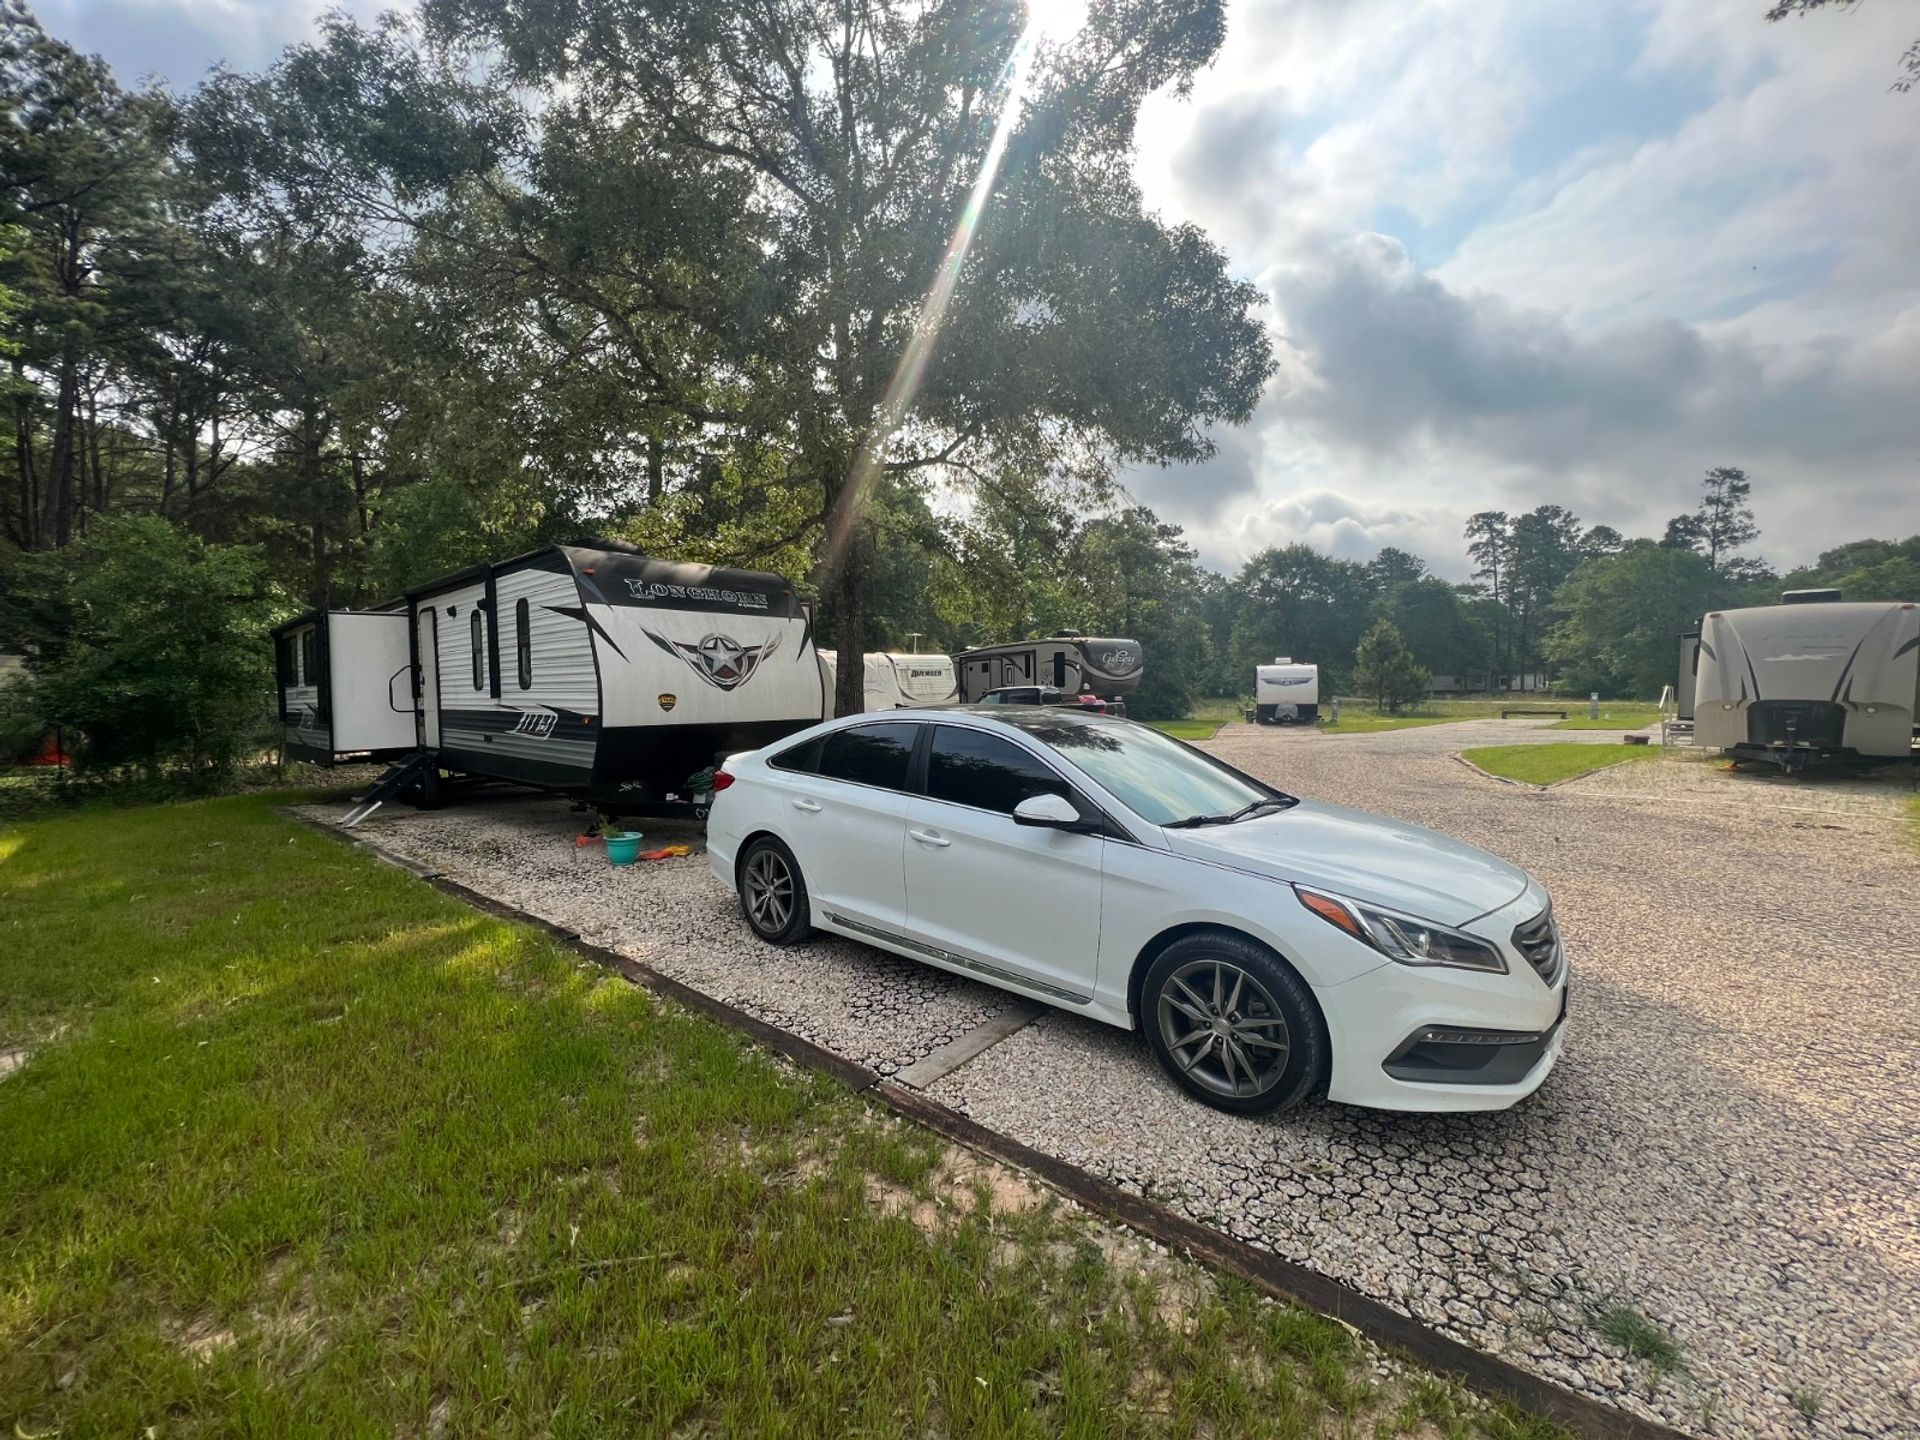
[604,831,644,865]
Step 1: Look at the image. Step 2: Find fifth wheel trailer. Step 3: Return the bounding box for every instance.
[1255,659,1320,724]
[1692,594,1919,769]
[955,633,1143,702]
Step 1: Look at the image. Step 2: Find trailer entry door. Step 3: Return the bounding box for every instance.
[416,607,442,748]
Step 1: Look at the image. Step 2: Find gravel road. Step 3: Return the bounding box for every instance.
[312,720,1920,1439]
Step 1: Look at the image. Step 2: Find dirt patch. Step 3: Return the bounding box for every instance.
[171,1314,237,1364]
[864,1145,1052,1234]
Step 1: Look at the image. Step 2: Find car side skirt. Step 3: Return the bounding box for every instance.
[818,909,1133,1029]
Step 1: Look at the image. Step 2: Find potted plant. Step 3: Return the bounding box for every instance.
[599,817,645,864]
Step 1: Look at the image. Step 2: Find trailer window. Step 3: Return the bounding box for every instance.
[515,598,532,688]
[470,611,485,690]
[299,629,318,687]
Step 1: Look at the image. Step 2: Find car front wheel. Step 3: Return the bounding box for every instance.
[1141,932,1326,1115]
[737,837,814,946]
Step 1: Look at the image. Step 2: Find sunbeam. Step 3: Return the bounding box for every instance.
[822,1,1080,579]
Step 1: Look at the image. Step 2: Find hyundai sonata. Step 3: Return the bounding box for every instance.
[706,708,1567,1115]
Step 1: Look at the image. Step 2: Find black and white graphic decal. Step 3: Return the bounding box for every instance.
[643,628,783,692]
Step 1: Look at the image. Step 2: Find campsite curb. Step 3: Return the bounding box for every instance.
[289,807,1694,1440]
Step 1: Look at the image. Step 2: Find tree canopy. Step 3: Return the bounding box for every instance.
[1,1,1913,774]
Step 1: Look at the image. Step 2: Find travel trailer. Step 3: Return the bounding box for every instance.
[322,543,826,823]
[817,651,959,711]
[1692,591,1919,769]
[273,608,417,765]
[954,632,1143,702]
[1255,659,1320,724]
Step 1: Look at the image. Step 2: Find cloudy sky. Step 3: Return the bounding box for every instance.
[41,0,1920,579]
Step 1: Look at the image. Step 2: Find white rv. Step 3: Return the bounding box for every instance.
[1693,591,1919,769]
[954,632,1143,702]
[1254,658,1320,724]
[320,543,826,821]
[817,651,959,711]
[273,608,417,765]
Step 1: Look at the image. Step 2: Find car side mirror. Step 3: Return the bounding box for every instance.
[1013,793,1091,831]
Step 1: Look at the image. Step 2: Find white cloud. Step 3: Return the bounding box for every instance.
[1131,0,1920,576]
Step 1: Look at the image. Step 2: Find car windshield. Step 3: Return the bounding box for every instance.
[1016,718,1292,827]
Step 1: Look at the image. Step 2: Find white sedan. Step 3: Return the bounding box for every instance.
[706,708,1568,1115]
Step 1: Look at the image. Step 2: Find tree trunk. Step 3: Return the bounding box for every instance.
[830,534,868,718]
[10,360,34,550]
[42,360,80,549]
[303,408,331,610]
[647,433,664,505]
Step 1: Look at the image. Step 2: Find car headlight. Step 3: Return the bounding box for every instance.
[1295,887,1508,973]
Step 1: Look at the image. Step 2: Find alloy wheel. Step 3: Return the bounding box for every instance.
[1154,957,1292,1099]
[744,848,795,934]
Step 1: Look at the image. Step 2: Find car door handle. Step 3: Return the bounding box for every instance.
[908,828,950,848]
[792,798,823,813]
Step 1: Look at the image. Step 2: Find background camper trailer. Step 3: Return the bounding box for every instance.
[1255,659,1320,724]
[273,608,416,765]
[955,632,1143,703]
[1693,592,1919,770]
[346,544,825,823]
[817,652,959,711]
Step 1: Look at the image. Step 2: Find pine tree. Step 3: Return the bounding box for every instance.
[1353,619,1430,713]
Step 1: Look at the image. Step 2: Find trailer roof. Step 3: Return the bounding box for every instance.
[404,540,808,616]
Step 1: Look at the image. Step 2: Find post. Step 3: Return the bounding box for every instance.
[1589,692,1599,720]
[1329,696,1340,725]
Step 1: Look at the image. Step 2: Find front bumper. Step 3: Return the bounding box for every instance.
[1317,891,1568,1113]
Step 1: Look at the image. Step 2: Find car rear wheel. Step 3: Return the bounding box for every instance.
[737,837,814,946]
[1141,932,1325,1115]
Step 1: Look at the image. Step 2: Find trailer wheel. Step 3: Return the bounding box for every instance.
[404,766,445,810]
[737,837,814,945]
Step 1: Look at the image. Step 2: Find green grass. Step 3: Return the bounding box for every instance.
[1461,743,1664,786]
[1148,719,1225,740]
[0,795,1566,1438]
[1593,1303,1687,1380]
[1317,710,1456,735]
[1166,696,1655,738]
[1549,705,1660,732]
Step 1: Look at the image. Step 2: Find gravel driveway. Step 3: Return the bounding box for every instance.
[311,720,1920,1440]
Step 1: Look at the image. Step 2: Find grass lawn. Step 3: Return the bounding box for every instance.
[1549,706,1660,732]
[1462,743,1665,787]
[0,795,1564,1439]
[1147,719,1225,740]
[1317,710,1456,735]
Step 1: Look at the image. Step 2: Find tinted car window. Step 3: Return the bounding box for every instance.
[769,734,824,774]
[816,722,917,790]
[927,726,1075,816]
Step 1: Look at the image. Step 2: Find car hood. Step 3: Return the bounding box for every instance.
[1161,799,1530,926]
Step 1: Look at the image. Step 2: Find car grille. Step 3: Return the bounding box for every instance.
[1511,906,1565,987]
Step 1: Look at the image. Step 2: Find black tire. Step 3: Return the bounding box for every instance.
[404,765,445,810]
[1140,931,1327,1115]
[736,836,814,945]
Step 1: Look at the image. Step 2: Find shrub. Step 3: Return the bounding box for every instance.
[29,516,273,775]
